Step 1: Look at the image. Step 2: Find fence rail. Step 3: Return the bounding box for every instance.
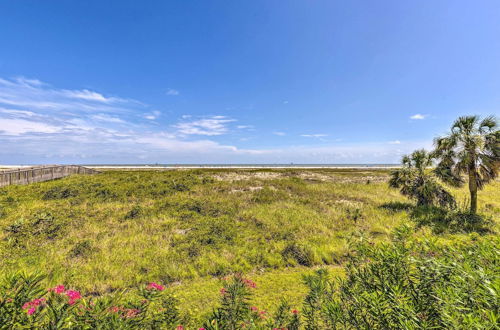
[0,165,99,187]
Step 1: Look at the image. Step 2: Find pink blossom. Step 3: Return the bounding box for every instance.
[66,290,81,305]
[110,306,121,313]
[22,298,46,313]
[243,279,257,288]
[49,285,65,294]
[124,308,140,318]
[220,287,227,295]
[176,326,184,330]
[292,309,299,314]
[250,306,258,312]
[147,282,165,291]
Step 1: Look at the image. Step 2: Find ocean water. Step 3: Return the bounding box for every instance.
[82,164,399,168]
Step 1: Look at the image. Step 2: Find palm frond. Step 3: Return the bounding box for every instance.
[479,115,498,133]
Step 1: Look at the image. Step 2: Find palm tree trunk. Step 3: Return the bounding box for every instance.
[468,169,478,214]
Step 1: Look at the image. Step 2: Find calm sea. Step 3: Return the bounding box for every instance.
[82,164,399,168]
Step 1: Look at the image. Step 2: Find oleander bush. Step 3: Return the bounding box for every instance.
[299,225,499,329]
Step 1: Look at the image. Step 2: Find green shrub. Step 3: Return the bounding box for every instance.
[4,212,63,247]
[42,186,79,200]
[299,225,499,329]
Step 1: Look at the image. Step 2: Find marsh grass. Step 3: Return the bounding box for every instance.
[0,169,498,320]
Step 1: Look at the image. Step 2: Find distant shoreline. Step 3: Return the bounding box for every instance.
[1,164,401,170]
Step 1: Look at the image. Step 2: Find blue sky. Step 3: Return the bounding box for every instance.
[1,1,499,164]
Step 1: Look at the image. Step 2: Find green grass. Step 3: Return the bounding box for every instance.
[0,169,498,322]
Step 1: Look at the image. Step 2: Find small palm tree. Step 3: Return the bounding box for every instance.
[433,115,499,214]
[389,149,455,208]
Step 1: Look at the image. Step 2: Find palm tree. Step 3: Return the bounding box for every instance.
[433,115,499,214]
[389,149,455,208]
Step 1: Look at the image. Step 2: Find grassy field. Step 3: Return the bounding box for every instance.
[0,169,498,324]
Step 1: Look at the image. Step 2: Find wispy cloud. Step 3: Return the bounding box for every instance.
[236,125,253,130]
[388,140,401,144]
[301,134,328,138]
[0,76,432,164]
[144,110,161,120]
[0,118,61,135]
[0,77,139,114]
[0,77,253,161]
[166,88,180,96]
[410,114,427,120]
[90,114,126,123]
[174,116,236,136]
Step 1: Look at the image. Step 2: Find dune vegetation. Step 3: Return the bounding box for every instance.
[0,167,498,327]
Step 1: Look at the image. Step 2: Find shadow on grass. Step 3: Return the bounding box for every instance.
[380,201,414,212]
[379,202,493,234]
[410,206,493,234]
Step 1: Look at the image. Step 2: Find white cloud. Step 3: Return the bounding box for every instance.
[0,77,262,163]
[0,108,38,117]
[144,110,161,120]
[410,114,427,120]
[273,131,286,136]
[301,134,328,138]
[236,125,253,130]
[0,76,434,164]
[283,101,289,104]
[174,116,236,136]
[388,140,401,144]
[0,77,138,114]
[90,114,125,123]
[0,118,61,135]
[166,88,180,96]
[63,89,110,102]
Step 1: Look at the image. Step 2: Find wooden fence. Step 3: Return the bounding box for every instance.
[0,165,99,188]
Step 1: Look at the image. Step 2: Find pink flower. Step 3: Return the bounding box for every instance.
[243,279,257,288]
[292,309,299,314]
[199,328,206,330]
[49,285,65,294]
[22,297,46,313]
[147,282,165,291]
[176,326,184,330]
[66,290,81,305]
[124,308,140,318]
[220,287,227,295]
[250,306,258,312]
[110,306,121,313]
[33,298,45,306]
